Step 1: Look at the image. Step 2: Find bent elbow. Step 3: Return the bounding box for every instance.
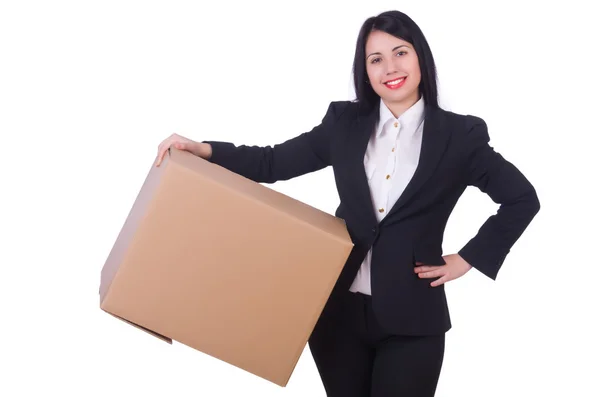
[528,187,541,217]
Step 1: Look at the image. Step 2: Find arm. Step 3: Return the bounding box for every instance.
[458,117,541,280]
[202,101,348,183]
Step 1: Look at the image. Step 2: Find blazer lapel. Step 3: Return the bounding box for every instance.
[346,104,379,227]
[385,106,450,220]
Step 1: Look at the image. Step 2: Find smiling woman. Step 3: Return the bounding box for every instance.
[155,9,540,397]
[352,10,438,119]
[365,32,422,116]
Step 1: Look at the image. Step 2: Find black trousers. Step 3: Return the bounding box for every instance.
[308,291,445,397]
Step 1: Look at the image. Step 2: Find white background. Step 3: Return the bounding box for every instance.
[1,0,598,396]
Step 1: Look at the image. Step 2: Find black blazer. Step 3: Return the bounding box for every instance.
[204,100,540,336]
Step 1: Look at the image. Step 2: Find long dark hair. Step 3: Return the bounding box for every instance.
[352,11,439,111]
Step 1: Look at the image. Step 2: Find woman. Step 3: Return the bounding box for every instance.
[155,10,540,397]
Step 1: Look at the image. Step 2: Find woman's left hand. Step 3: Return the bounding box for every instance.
[414,254,473,287]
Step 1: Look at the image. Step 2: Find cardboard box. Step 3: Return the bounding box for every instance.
[99,148,353,386]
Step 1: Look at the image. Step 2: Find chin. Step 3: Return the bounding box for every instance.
[381,94,410,104]
[382,89,419,104]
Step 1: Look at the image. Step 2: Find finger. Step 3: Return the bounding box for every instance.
[156,142,171,166]
[415,261,425,266]
[156,134,181,165]
[418,268,446,279]
[156,146,166,166]
[431,275,449,287]
[414,265,439,273]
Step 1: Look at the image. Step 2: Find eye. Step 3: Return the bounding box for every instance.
[370,57,381,64]
[396,51,407,56]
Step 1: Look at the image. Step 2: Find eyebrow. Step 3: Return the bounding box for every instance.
[367,45,409,59]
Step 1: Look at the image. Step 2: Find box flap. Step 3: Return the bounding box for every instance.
[105,310,172,344]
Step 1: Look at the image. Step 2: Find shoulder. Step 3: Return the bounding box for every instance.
[435,107,486,129]
[314,100,361,127]
[325,100,358,118]
[435,107,490,142]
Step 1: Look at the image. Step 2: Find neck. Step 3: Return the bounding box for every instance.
[383,92,421,118]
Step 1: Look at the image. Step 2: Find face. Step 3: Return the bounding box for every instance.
[365,30,421,114]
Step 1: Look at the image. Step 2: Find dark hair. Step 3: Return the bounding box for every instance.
[352,10,439,111]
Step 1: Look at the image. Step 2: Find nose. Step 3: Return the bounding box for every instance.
[385,63,398,76]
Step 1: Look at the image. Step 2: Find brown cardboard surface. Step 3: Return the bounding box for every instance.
[99,148,353,386]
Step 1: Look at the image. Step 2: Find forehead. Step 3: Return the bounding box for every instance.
[365,30,412,51]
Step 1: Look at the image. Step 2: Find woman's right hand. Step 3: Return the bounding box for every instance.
[155,133,212,166]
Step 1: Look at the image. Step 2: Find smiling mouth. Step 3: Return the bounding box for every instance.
[383,77,407,89]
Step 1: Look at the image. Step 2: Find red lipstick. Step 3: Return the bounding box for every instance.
[383,76,407,90]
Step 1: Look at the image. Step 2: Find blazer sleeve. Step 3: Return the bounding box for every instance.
[201,101,348,183]
[458,117,541,280]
